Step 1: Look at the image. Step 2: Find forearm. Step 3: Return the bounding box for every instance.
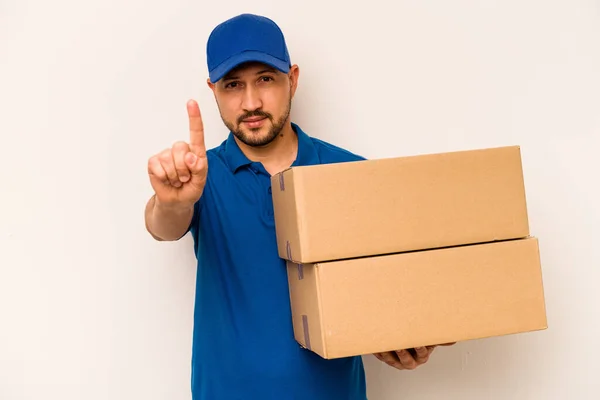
[145,195,194,241]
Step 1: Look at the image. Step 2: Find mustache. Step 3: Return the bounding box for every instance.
[237,110,272,124]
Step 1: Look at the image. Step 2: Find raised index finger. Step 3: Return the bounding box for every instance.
[187,99,205,156]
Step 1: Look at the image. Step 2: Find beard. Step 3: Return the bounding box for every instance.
[221,96,292,147]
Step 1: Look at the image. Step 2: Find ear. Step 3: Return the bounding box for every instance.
[207,78,215,92]
[288,64,300,98]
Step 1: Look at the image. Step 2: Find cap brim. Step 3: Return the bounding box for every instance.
[209,51,290,83]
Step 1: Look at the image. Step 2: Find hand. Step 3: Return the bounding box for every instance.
[374,343,456,370]
[147,100,208,209]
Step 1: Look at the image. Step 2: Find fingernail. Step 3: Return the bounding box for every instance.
[180,175,189,182]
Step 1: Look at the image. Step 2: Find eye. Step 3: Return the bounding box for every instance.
[259,76,274,83]
[224,81,240,89]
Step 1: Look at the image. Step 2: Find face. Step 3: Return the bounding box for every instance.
[208,62,299,147]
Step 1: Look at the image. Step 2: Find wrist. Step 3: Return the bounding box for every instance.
[153,195,195,214]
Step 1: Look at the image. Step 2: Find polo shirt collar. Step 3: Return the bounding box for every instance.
[291,122,320,167]
[224,132,252,173]
[224,122,320,173]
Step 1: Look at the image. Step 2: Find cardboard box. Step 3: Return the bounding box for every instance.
[286,237,547,359]
[272,146,530,263]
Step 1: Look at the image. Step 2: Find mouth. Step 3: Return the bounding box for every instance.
[241,116,268,129]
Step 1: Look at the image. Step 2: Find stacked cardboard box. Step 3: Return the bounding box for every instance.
[271,145,547,359]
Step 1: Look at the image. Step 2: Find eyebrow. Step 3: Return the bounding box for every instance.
[222,67,278,81]
[257,67,277,74]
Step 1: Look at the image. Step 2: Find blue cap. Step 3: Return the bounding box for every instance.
[206,14,291,83]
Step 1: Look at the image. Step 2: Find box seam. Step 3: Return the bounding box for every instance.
[315,262,327,358]
[293,169,309,262]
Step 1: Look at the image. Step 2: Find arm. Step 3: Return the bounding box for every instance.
[144,99,207,241]
[144,194,194,241]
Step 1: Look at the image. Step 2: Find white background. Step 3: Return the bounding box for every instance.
[1,0,599,399]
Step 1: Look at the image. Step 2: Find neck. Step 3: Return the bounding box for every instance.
[235,122,298,175]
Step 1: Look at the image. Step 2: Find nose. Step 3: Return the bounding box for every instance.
[241,85,263,112]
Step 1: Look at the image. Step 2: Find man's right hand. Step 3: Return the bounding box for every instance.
[147,99,208,209]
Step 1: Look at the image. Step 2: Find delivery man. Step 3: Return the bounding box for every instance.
[144,13,451,400]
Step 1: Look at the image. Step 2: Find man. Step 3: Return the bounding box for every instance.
[145,13,449,399]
